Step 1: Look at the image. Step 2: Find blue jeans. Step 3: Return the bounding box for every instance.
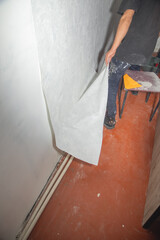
[129,65,141,71]
[107,57,131,117]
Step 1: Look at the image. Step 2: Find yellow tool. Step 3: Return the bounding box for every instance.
[124,74,142,89]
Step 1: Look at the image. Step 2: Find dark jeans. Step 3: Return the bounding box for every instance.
[129,65,141,71]
[107,57,131,117]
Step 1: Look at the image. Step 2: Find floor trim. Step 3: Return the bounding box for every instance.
[16,154,74,240]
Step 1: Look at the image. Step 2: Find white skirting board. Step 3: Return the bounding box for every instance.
[16,154,74,240]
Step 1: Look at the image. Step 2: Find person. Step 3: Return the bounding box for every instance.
[104,0,160,129]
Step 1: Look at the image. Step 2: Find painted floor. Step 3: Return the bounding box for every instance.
[29,91,159,240]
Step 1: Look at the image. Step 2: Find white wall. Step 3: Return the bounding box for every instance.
[154,36,160,52]
[0,0,61,239]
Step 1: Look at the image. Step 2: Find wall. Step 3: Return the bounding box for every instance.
[143,111,160,227]
[154,36,160,52]
[0,0,61,239]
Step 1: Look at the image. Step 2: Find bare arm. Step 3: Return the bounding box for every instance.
[105,9,135,65]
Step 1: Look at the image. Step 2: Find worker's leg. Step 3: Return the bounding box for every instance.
[129,65,140,95]
[104,57,130,129]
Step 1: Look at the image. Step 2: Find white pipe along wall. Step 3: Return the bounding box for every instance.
[0,0,121,239]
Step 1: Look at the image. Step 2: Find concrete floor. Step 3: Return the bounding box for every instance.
[29,91,159,240]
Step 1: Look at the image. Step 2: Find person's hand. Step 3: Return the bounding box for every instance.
[105,48,116,65]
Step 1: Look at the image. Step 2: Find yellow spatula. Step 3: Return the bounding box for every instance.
[124,74,142,89]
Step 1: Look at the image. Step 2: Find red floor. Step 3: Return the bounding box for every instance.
[29,91,159,240]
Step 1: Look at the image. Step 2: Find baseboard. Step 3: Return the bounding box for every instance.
[16,154,74,240]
